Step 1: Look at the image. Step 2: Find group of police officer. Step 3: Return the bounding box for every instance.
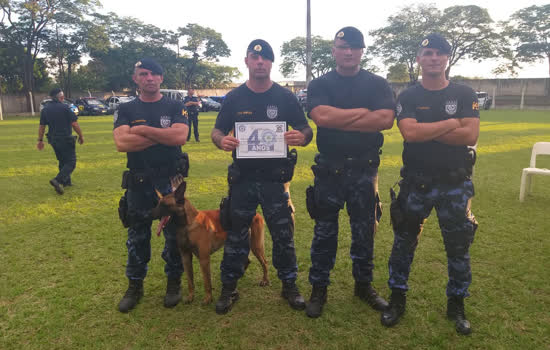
[38,26,479,335]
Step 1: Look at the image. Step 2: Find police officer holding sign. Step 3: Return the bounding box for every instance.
[381,34,479,335]
[305,27,395,318]
[184,88,201,142]
[113,58,190,313]
[37,87,84,195]
[211,39,313,315]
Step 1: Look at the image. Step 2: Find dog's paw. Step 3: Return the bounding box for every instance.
[259,279,270,287]
[201,295,213,305]
[184,295,194,304]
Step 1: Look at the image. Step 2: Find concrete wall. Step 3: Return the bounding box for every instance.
[2,78,550,115]
[390,78,550,109]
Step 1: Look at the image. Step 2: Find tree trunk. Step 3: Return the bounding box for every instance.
[67,62,73,98]
[23,53,35,112]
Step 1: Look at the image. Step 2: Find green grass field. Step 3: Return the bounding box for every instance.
[1,110,549,349]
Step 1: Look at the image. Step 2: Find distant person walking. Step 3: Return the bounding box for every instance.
[37,88,84,194]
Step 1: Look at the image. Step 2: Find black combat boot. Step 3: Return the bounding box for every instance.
[447,296,472,335]
[305,285,327,318]
[164,278,182,308]
[281,280,306,310]
[118,279,144,313]
[354,282,389,311]
[215,282,239,315]
[49,178,64,195]
[381,289,407,327]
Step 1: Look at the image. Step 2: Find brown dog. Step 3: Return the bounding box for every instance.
[151,181,269,305]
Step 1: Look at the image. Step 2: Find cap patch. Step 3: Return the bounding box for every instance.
[135,61,142,67]
[337,31,345,38]
[254,44,262,52]
[421,39,429,47]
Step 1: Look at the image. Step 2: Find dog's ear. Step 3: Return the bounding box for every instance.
[174,180,187,204]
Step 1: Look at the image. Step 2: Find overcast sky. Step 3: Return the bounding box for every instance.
[101,0,549,82]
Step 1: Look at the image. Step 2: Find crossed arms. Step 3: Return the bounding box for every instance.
[398,117,479,146]
[113,123,189,152]
[309,105,395,132]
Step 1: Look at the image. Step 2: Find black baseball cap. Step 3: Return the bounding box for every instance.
[246,39,275,62]
[419,33,451,54]
[334,26,365,48]
[134,58,163,75]
[49,87,63,98]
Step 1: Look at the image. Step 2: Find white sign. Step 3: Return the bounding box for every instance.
[235,122,287,159]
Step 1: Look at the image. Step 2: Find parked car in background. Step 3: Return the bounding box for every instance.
[39,98,80,116]
[106,95,135,113]
[296,89,307,110]
[74,97,109,116]
[476,91,492,110]
[159,89,187,102]
[200,97,222,112]
[209,96,225,105]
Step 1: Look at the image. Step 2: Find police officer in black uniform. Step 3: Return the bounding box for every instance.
[211,39,313,315]
[381,34,479,335]
[37,87,84,194]
[113,58,190,313]
[305,27,395,318]
[184,88,201,142]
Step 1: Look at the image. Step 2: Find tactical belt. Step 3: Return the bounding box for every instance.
[228,149,297,184]
[312,151,381,178]
[400,166,471,187]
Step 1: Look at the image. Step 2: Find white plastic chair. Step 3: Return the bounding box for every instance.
[519,142,550,202]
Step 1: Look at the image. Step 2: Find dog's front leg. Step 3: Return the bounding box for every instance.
[198,252,213,305]
[182,252,194,303]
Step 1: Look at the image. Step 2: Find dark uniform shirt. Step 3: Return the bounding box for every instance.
[114,96,188,170]
[214,83,309,173]
[40,100,77,137]
[183,95,200,114]
[307,69,395,157]
[396,82,480,172]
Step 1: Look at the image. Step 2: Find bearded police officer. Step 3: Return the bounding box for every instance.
[184,88,201,142]
[211,39,313,315]
[37,88,84,194]
[381,34,479,335]
[305,27,395,318]
[113,58,190,313]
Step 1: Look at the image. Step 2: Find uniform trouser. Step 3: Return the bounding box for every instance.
[125,176,183,280]
[220,181,297,284]
[50,137,76,185]
[309,168,381,287]
[388,179,477,297]
[187,113,199,141]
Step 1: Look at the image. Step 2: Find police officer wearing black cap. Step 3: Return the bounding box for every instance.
[113,58,190,313]
[381,33,479,335]
[211,39,313,315]
[37,87,84,194]
[305,26,395,318]
[183,88,201,142]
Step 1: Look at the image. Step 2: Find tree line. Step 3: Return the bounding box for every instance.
[280,4,550,84]
[0,0,239,109]
[1,1,549,109]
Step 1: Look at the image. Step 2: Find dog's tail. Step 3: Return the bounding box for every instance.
[250,214,265,243]
[249,213,269,286]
